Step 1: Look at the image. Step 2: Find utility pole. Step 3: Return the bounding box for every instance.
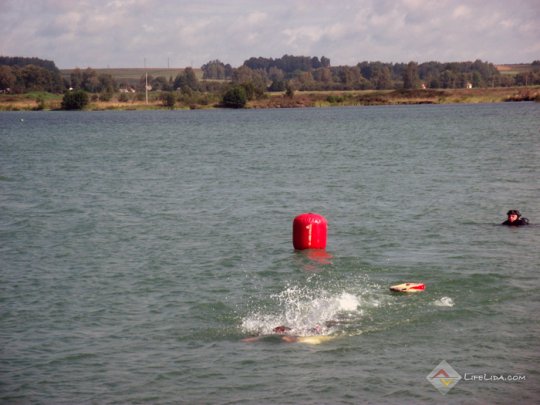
[144,57,148,105]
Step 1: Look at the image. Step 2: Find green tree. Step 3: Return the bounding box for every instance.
[34,94,46,110]
[268,66,285,83]
[98,73,117,93]
[0,57,63,93]
[268,80,286,92]
[312,67,333,84]
[20,65,51,91]
[297,71,314,89]
[240,82,256,100]
[222,85,247,108]
[232,65,255,84]
[0,65,16,90]
[515,72,534,86]
[173,67,199,91]
[403,61,419,89]
[231,66,267,99]
[61,90,89,110]
[81,68,99,92]
[118,92,130,102]
[372,65,393,89]
[285,83,295,98]
[161,92,176,108]
[320,56,331,68]
[429,76,441,89]
[339,66,362,87]
[70,68,83,89]
[201,60,231,79]
[99,92,113,101]
[152,76,170,91]
[439,70,457,88]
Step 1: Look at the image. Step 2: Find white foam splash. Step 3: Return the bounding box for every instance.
[434,296,454,307]
[336,292,360,311]
[241,287,361,336]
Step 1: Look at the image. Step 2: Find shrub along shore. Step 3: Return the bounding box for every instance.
[0,86,539,112]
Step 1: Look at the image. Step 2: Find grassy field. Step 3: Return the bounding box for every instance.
[495,64,536,75]
[0,92,63,111]
[251,87,540,108]
[0,90,216,111]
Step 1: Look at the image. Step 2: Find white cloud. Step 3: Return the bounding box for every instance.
[246,11,267,25]
[1,0,539,68]
[282,26,323,46]
[324,23,347,40]
[452,4,471,19]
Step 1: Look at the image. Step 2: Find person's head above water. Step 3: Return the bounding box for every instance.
[273,324,326,335]
[507,210,521,222]
[273,325,291,334]
[502,209,529,226]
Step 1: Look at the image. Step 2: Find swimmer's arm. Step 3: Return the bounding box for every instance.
[241,335,299,343]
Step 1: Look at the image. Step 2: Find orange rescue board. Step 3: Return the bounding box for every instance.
[390,282,425,293]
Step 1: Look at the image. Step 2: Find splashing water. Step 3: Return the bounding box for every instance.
[241,285,363,336]
[433,296,454,307]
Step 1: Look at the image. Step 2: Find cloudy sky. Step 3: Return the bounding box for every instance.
[1,0,539,69]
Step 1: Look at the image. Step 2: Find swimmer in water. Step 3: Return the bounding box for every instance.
[273,325,300,343]
[241,325,296,343]
[502,210,529,226]
[241,322,335,343]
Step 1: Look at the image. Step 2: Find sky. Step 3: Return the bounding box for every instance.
[1,0,539,69]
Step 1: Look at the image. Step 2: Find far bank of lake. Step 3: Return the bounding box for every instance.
[0,86,539,111]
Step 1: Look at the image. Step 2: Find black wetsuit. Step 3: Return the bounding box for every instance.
[502,218,529,226]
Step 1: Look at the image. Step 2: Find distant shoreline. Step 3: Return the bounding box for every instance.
[1,87,538,112]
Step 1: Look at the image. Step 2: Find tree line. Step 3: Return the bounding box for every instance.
[213,56,539,91]
[1,55,539,98]
[0,56,64,93]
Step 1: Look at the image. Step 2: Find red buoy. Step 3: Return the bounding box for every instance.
[293,213,327,250]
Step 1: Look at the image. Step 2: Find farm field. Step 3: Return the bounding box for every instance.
[496,64,536,75]
[60,68,204,86]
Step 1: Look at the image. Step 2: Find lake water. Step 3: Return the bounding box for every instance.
[1,103,539,404]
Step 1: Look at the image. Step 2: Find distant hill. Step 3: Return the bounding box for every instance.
[60,68,203,86]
